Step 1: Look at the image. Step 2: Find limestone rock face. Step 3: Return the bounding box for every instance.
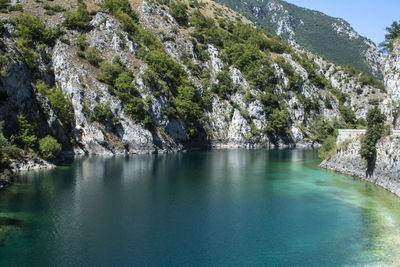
[0,0,385,164]
[321,39,400,196]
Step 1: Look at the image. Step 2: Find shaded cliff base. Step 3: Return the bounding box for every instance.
[0,156,55,190]
[321,136,400,197]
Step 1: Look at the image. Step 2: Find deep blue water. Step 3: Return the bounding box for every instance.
[1,149,400,266]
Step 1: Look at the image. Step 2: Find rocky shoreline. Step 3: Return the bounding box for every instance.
[320,136,400,197]
[0,157,55,190]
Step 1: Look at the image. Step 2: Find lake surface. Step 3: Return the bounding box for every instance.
[1,149,400,266]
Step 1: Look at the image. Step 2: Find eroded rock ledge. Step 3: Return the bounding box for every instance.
[321,136,400,196]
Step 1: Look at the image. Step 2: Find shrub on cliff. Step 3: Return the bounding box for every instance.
[39,136,62,160]
[12,114,38,150]
[63,1,92,29]
[211,70,236,99]
[170,1,188,26]
[48,88,74,129]
[85,47,102,67]
[90,102,114,125]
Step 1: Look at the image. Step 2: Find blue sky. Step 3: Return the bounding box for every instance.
[284,0,400,45]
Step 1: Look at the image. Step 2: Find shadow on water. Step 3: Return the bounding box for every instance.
[0,217,23,227]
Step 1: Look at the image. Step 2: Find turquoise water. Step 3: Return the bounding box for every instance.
[1,149,400,266]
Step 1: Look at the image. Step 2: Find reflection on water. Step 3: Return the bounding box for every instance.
[0,149,400,266]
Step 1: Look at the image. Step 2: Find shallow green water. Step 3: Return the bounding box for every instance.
[1,149,400,266]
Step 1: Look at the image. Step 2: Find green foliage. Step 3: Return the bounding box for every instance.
[97,60,124,85]
[380,20,400,53]
[265,109,290,137]
[103,0,137,19]
[360,107,386,164]
[170,1,188,26]
[173,84,204,138]
[39,135,62,160]
[15,14,61,44]
[0,0,10,10]
[12,114,37,149]
[311,115,335,142]
[97,60,147,123]
[302,96,320,114]
[85,47,102,67]
[63,1,92,29]
[358,73,385,91]
[339,104,356,127]
[145,50,186,95]
[318,135,337,160]
[211,70,237,99]
[258,89,280,116]
[37,83,75,129]
[296,53,330,89]
[275,56,303,91]
[43,4,66,14]
[14,14,62,70]
[0,0,23,12]
[103,0,161,51]
[77,34,87,52]
[90,102,114,125]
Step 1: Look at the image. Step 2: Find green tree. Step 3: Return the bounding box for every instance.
[360,107,386,164]
[380,20,400,53]
[48,88,74,128]
[39,135,62,160]
[266,109,290,136]
[13,114,37,149]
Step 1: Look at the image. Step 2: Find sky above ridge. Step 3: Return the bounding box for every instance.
[284,0,400,45]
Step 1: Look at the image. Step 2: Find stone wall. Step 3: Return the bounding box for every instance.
[337,129,366,144]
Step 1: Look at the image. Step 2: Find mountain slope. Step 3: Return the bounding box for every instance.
[0,0,385,180]
[321,37,400,197]
[213,0,384,80]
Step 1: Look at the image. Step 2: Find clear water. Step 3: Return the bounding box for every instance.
[1,149,400,266]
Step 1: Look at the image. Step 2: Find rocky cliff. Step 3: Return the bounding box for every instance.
[321,135,400,196]
[0,0,384,169]
[321,38,400,196]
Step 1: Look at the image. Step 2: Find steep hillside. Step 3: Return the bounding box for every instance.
[213,0,384,80]
[321,37,400,196]
[0,0,385,181]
